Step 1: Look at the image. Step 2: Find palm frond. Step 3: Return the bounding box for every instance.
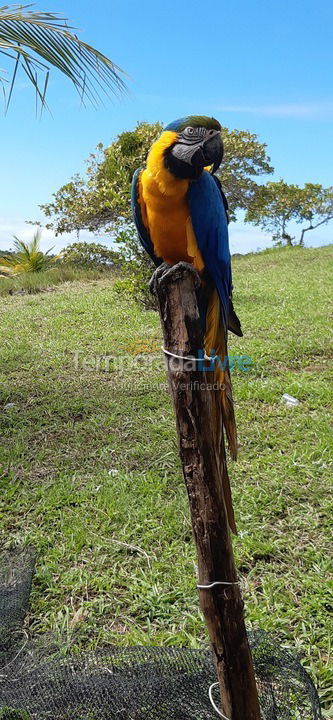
[0,229,59,274]
[0,4,127,109]
[13,234,32,257]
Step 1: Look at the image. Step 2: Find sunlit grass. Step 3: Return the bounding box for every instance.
[0,244,332,714]
[0,266,112,296]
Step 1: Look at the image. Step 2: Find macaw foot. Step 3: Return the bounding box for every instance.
[149,261,200,295]
[149,262,172,294]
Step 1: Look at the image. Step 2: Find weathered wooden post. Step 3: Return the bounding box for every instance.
[150,262,261,720]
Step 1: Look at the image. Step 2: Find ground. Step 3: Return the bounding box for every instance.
[0,245,332,715]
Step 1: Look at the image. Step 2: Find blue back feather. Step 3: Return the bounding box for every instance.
[131,169,161,266]
[188,172,231,327]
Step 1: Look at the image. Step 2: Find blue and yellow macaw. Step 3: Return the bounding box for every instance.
[131,116,242,532]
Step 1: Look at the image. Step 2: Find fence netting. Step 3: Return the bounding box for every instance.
[0,548,321,720]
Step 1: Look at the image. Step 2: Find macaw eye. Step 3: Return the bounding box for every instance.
[185,127,194,135]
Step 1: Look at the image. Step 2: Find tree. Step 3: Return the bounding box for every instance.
[297,183,333,246]
[40,121,273,236]
[0,4,126,110]
[245,180,303,245]
[245,180,333,246]
[219,128,273,220]
[39,122,164,234]
[0,230,57,275]
[60,241,118,268]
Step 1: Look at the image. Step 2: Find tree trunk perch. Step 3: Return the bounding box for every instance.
[151,261,261,720]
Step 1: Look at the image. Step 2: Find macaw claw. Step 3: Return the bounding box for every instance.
[149,261,200,295]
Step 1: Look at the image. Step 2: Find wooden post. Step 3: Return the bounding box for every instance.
[151,262,261,720]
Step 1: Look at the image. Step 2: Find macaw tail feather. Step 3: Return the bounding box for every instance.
[205,289,238,534]
[212,391,237,534]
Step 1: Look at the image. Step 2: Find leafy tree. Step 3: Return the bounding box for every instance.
[40,121,273,235]
[40,123,164,234]
[220,128,273,219]
[0,230,57,275]
[111,223,157,307]
[296,183,333,246]
[245,180,333,246]
[60,241,118,268]
[245,180,303,245]
[0,4,126,110]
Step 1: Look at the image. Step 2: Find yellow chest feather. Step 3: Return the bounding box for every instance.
[140,132,204,270]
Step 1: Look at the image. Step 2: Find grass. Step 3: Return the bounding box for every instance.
[0,245,332,715]
[0,266,112,296]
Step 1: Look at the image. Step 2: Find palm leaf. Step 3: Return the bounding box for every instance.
[0,4,127,109]
[0,229,59,274]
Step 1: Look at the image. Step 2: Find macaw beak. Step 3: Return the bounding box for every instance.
[202,130,223,174]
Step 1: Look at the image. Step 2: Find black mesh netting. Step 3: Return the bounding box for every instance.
[0,548,322,720]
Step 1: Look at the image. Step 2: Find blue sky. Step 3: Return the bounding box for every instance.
[1,0,333,254]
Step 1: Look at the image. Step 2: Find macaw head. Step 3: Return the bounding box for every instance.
[163,115,223,180]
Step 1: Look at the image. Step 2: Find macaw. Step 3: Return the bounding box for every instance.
[131,115,242,533]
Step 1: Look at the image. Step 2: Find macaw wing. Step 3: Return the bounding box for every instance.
[131,168,162,267]
[211,174,230,223]
[188,171,232,329]
[189,172,241,497]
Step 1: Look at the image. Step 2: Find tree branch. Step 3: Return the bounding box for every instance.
[299,215,333,245]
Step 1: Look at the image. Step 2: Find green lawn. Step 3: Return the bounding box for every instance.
[0,266,110,296]
[0,245,332,715]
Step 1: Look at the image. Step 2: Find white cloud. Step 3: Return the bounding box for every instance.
[216,102,333,118]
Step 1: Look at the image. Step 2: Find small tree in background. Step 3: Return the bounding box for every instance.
[245,180,302,246]
[297,184,333,246]
[61,241,118,269]
[245,180,333,246]
[220,128,273,220]
[39,122,164,235]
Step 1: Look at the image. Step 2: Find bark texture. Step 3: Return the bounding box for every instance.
[151,262,261,720]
